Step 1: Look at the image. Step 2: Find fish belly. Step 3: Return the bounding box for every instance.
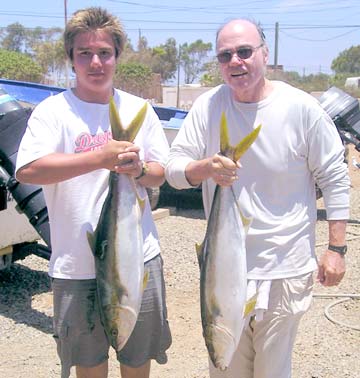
[96,174,144,351]
[202,186,247,370]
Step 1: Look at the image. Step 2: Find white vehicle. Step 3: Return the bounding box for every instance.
[0,86,51,270]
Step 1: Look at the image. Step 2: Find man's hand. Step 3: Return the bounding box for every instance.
[210,153,239,187]
[100,140,141,175]
[114,145,142,177]
[185,153,240,187]
[317,249,346,287]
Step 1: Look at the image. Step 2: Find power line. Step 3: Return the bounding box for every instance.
[1,22,360,31]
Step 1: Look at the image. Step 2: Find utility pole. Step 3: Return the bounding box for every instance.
[274,22,279,71]
[64,0,70,88]
[138,29,142,50]
[176,45,181,108]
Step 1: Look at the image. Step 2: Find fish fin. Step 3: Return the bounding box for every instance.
[195,242,205,268]
[109,96,126,141]
[219,112,261,161]
[87,230,95,254]
[130,177,146,212]
[109,97,147,142]
[219,112,231,156]
[126,102,148,142]
[143,269,150,291]
[230,186,252,233]
[240,212,252,233]
[233,124,262,162]
[243,293,258,317]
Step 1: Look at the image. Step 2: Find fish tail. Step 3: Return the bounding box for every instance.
[219,112,231,156]
[219,111,261,161]
[109,96,147,142]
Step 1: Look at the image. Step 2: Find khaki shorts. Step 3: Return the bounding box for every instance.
[209,272,314,378]
[52,254,172,378]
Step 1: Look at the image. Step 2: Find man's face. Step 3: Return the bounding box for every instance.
[216,20,269,102]
[72,30,118,103]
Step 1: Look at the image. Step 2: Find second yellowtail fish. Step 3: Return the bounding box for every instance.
[196,112,261,371]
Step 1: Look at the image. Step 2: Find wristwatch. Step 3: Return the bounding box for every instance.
[135,161,149,180]
[327,244,347,256]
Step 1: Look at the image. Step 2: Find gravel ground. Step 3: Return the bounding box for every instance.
[0,150,359,378]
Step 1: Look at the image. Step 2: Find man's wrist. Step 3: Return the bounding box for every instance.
[135,161,149,180]
[327,244,347,256]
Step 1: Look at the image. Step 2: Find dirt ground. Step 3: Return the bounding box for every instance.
[0,146,359,378]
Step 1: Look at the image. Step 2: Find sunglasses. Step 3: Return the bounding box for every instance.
[216,43,264,64]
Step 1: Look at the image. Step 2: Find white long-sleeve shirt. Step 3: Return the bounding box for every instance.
[165,81,350,280]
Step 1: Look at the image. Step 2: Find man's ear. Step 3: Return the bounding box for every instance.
[263,45,269,65]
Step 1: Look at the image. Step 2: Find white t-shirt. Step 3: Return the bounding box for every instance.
[16,89,169,279]
[166,81,350,280]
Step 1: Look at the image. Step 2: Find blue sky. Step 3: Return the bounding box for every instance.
[1,0,360,76]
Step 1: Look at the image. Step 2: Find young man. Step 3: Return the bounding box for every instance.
[16,7,171,378]
[165,19,350,378]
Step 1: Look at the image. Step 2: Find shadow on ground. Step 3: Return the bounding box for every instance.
[0,262,52,334]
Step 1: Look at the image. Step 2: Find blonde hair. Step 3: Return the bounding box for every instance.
[64,7,126,61]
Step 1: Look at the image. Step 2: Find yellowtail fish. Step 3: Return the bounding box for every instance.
[196,112,261,370]
[87,97,147,351]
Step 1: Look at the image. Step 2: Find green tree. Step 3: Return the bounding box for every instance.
[200,59,223,86]
[32,38,66,84]
[150,38,178,82]
[0,23,26,52]
[0,49,43,82]
[180,39,212,84]
[331,45,360,75]
[114,62,152,97]
[266,70,331,92]
[121,36,177,83]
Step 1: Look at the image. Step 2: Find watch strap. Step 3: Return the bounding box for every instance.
[135,161,149,180]
[328,244,347,255]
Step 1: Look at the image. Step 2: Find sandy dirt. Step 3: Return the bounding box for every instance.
[0,146,359,377]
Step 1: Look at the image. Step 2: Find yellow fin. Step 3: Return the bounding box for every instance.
[233,124,262,162]
[195,242,205,268]
[219,112,261,161]
[86,230,95,254]
[243,293,258,317]
[143,269,150,291]
[109,96,147,142]
[220,112,230,156]
[240,212,252,233]
[129,177,146,212]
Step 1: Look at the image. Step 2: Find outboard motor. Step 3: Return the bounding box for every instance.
[0,88,51,262]
[319,86,360,151]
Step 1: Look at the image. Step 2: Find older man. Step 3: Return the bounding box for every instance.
[166,19,349,378]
